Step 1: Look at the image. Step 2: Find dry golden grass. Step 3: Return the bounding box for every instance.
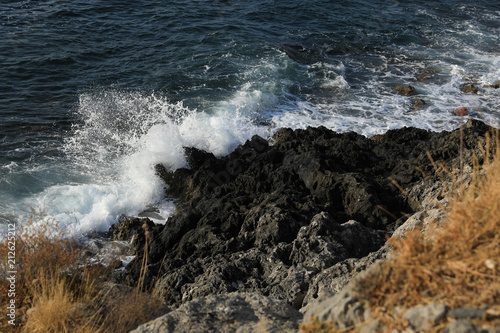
[0,210,163,333]
[355,131,500,331]
[96,287,163,333]
[0,212,83,332]
[22,274,96,333]
[302,131,500,332]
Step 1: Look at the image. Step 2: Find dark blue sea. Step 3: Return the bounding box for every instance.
[1,0,499,235]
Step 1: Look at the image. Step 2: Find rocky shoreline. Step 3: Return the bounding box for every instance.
[101,119,493,332]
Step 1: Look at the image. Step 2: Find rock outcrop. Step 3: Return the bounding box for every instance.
[109,119,494,331]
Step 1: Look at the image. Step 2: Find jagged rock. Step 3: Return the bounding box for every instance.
[279,44,324,65]
[130,292,302,333]
[82,237,132,268]
[137,206,166,220]
[416,68,437,82]
[396,85,416,96]
[301,244,390,311]
[184,146,216,169]
[108,216,155,242]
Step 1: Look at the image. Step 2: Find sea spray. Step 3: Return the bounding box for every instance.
[32,90,270,235]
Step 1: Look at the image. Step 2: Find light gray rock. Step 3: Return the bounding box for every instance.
[303,287,366,330]
[404,303,447,331]
[443,320,478,333]
[449,306,485,319]
[130,292,302,333]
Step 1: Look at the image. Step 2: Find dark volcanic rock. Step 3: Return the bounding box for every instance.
[112,120,493,312]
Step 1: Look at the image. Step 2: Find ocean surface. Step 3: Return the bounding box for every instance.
[1,0,499,236]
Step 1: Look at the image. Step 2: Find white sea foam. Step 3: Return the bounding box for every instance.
[0,161,18,172]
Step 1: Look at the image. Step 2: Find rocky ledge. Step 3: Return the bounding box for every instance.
[108,119,493,332]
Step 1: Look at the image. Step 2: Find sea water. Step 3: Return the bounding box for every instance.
[1,0,499,236]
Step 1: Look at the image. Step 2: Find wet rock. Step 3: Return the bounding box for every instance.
[108,216,155,243]
[130,292,302,333]
[461,84,479,94]
[412,98,426,110]
[184,146,216,169]
[280,44,324,65]
[416,68,437,82]
[396,85,416,96]
[138,206,166,220]
[107,216,156,255]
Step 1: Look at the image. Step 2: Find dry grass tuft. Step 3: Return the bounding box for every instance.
[96,287,163,333]
[22,274,95,333]
[0,212,84,332]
